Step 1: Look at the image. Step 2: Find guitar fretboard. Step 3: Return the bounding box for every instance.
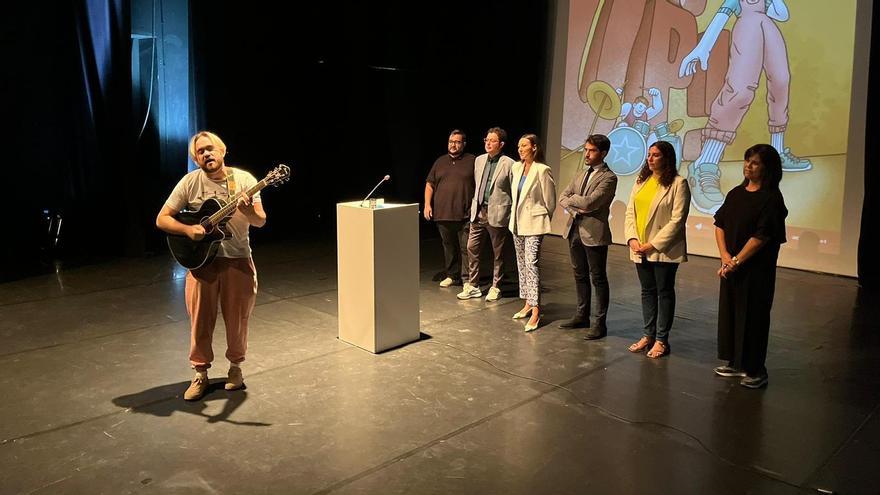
[204,179,270,227]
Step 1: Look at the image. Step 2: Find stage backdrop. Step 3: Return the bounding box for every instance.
[546,0,870,276]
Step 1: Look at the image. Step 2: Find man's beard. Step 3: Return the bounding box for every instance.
[201,158,222,173]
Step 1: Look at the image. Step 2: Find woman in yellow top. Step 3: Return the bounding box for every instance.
[623,141,691,358]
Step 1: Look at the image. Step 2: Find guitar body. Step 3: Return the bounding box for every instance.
[166,198,230,270]
[164,163,290,269]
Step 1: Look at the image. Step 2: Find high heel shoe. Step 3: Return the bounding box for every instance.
[513,307,531,319]
[524,314,541,332]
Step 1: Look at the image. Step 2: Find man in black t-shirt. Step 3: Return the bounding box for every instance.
[424,130,476,287]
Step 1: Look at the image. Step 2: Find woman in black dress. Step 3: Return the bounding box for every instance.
[712,144,787,389]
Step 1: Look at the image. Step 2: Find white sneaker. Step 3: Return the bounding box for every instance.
[456,283,482,300]
[485,286,501,301]
[439,277,455,288]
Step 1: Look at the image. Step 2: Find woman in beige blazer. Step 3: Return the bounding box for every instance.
[624,141,691,358]
[509,134,557,332]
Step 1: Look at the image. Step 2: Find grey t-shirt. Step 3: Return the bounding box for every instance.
[164,167,262,258]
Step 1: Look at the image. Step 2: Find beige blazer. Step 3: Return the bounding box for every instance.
[509,161,557,236]
[624,174,691,263]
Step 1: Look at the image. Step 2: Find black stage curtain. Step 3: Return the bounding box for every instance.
[191,0,550,242]
[858,6,880,289]
[3,1,139,281]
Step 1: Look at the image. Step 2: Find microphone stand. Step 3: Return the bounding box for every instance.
[361,175,390,207]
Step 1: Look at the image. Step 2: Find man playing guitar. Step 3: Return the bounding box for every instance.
[156,131,266,401]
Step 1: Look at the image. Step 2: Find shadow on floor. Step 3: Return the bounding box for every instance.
[112,380,271,427]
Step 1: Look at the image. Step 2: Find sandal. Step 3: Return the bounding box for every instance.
[646,341,670,359]
[628,336,654,353]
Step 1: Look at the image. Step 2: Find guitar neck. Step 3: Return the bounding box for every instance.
[205,180,269,226]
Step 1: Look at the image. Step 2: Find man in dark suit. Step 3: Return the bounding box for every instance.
[558,134,618,339]
[457,127,515,301]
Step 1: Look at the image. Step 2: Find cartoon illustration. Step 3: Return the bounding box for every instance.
[560,0,857,261]
[608,85,684,175]
[617,86,663,133]
[680,0,812,214]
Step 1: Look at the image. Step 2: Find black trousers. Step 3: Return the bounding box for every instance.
[567,235,609,329]
[635,260,679,342]
[436,220,469,281]
[718,264,777,376]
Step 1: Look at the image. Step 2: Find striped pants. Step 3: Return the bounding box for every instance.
[513,234,543,306]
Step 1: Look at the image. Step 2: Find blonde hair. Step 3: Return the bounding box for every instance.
[188,131,227,160]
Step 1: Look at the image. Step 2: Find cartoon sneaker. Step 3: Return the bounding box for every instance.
[780,147,812,172]
[688,161,725,215]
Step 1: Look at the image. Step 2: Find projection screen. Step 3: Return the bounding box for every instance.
[546,0,871,276]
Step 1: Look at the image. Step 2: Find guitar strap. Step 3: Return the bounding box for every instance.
[225,169,238,197]
[219,170,237,236]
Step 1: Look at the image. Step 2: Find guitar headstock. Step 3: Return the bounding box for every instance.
[265,163,291,187]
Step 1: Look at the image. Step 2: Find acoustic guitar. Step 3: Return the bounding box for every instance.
[166,164,290,269]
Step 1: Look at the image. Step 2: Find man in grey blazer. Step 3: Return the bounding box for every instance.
[558,134,618,339]
[458,127,515,301]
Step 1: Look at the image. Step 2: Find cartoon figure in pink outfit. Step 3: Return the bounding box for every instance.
[616,86,664,133]
[680,0,811,214]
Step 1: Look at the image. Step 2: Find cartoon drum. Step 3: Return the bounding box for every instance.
[653,121,670,137]
[652,120,684,171]
[607,126,647,176]
[632,119,650,137]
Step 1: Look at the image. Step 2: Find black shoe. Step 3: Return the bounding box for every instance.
[713,365,746,377]
[740,373,769,389]
[583,327,607,340]
[558,317,588,329]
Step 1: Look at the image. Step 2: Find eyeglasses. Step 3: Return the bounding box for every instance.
[483,138,500,143]
[448,140,463,145]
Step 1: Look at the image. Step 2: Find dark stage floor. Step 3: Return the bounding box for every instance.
[1,235,877,494]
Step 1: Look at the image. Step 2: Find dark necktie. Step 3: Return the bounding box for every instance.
[477,160,493,205]
[580,166,594,196]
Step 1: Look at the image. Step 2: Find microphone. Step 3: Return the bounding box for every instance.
[361,175,391,207]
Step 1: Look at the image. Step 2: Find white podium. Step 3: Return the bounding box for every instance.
[336,201,420,353]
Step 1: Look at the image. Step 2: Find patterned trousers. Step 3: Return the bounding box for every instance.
[513,234,543,306]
